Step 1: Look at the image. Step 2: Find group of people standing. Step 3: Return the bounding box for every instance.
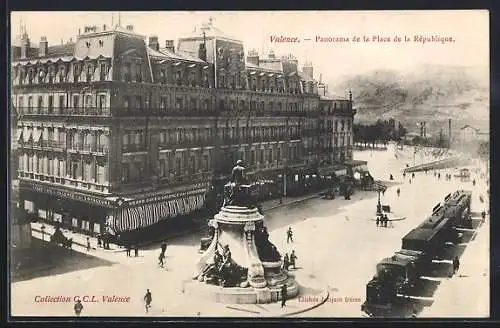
[376,214,390,228]
[282,250,298,270]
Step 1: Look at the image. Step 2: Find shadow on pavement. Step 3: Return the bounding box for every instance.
[11,238,115,283]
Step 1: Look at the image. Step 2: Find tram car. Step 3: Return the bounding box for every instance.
[361,190,472,316]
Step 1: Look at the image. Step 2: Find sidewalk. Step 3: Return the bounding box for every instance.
[31,191,324,258]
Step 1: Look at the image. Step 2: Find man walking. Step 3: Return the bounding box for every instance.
[453,256,460,274]
[287,227,293,243]
[158,252,165,268]
[86,237,91,252]
[290,250,298,269]
[161,241,167,254]
[144,289,152,313]
[74,299,83,316]
[376,216,380,227]
[281,284,288,308]
[126,244,131,257]
[397,188,400,197]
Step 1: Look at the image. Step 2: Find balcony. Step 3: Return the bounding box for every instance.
[41,140,66,149]
[160,139,216,149]
[122,144,147,153]
[68,144,109,154]
[18,107,111,117]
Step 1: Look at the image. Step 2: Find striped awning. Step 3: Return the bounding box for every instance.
[112,193,205,232]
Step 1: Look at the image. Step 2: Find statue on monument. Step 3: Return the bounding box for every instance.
[224,160,256,208]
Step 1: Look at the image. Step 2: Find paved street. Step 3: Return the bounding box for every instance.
[11,148,489,317]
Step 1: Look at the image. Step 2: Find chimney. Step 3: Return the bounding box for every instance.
[198,42,207,61]
[103,24,107,31]
[247,49,259,66]
[165,40,175,53]
[303,63,313,80]
[348,90,352,101]
[39,36,48,57]
[149,36,160,51]
[20,33,30,59]
[126,24,134,31]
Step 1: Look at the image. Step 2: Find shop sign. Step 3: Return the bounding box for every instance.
[128,188,207,206]
[23,182,112,206]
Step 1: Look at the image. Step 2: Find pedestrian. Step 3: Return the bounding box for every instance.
[86,237,91,251]
[409,179,411,184]
[158,252,165,268]
[286,227,293,243]
[384,215,388,228]
[74,299,83,316]
[161,241,167,254]
[438,173,441,180]
[281,284,288,308]
[412,172,415,179]
[472,179,476,187]
[481,210,486,223]
[134,245,139,257]
[97,234,102,248]
[144,289,152,313]
[453,256,460,273]
[290,250,297,269]
[397,188,400,197]
[126,244,131,257]
[403,172,406,179]
[283,253,290,270]
[376,216,380,227]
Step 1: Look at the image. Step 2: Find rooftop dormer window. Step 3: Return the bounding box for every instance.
[99,40,104,47]
[86,41,91,48]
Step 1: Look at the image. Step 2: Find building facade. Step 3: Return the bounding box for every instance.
[11,20,355,237]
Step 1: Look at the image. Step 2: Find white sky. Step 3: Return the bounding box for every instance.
[11,11,489,81]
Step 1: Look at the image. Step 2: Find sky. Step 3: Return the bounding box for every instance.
[11,11,489,84]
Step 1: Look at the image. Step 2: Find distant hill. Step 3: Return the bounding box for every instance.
[329,65,489,135]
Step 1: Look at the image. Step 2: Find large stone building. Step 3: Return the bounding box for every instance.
[10,20,355,237]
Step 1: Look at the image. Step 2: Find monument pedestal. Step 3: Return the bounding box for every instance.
[190,205,299,304]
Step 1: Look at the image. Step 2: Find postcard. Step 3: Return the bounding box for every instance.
[9,10,489,318]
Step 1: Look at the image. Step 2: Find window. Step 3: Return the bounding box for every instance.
[135,96,142,111]
[160,97,167,109]
[48,96,53,113]
[334,121,338,132]
[59,95,65,110]
[73,95,80,108]
[85,95,92,108]
[119,163,129,182]
[268,149,273,163]
[124,63,131,82]
[202,155,208,171]
[99,63,106,81]
[96,161,106,183]
[159,159,166,177]
[98,95,106,108]
[135,63,142,82]
[86,65,93,82]
[175,158,181,174]
[71,162,78,179]
[175,97,183,110]
[189,155,196,174]
[37,96,43,112]
[123,96,129,109]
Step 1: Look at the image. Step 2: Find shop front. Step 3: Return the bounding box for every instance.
[19,180,113,237]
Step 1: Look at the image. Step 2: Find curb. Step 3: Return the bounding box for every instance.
[282,288,330,317]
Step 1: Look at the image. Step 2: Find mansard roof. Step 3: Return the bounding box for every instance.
[148,46,205,63]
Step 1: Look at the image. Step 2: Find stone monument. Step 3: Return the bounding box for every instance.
[188,160,299,304]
